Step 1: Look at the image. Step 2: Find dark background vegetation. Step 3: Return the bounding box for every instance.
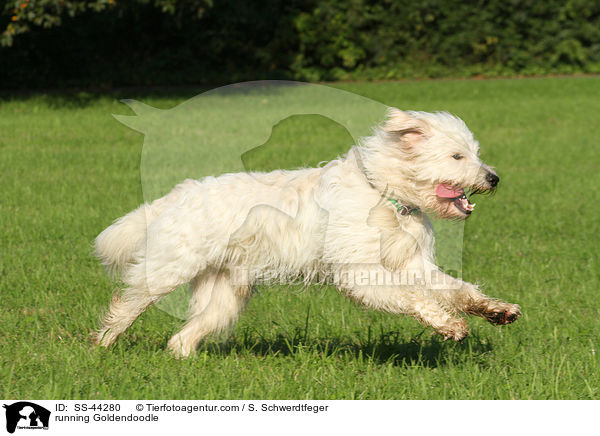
[1,0,599,89]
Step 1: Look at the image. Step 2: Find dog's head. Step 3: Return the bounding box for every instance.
[361,108,499,220]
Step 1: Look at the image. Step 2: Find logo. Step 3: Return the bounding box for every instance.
[3,402,50,434]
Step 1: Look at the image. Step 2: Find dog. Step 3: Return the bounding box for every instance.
[94,108,521,357]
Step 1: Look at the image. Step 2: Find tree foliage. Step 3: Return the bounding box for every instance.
[1,0,599,88]
[1,0,211,46]
[292,0,600,80]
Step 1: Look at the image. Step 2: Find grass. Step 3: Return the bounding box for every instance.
[1,77,599,399]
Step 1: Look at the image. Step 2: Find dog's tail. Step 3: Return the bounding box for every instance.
[94,204,152,276]
[95,179,198,275]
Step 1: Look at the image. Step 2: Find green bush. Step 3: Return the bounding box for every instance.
[0,0,599,88]
[291,0,600,80]
[0,0,211,47]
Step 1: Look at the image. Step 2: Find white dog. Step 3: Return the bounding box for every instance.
[94,109,521,357]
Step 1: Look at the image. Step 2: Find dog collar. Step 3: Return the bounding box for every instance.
[388,198,420,216]
[356,152,420,216]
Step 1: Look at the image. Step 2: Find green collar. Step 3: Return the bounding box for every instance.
[359,157,420,216]
[388,198,420,216]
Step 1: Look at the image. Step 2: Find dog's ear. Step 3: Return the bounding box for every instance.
[384,107,412,126]
[383,108,426,148]
[391,128,426,148]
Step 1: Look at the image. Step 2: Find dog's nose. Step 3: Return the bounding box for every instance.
[486,172,499,188]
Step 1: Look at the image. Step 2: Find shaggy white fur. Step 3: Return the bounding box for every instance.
[94,108,521,357]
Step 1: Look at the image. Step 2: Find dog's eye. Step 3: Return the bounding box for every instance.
[452,154,463,160]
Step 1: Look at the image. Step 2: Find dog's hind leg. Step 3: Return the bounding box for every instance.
[95,259,199,348]
[167,271,251,358]
[95,286,161,347]
[185,272,218,317]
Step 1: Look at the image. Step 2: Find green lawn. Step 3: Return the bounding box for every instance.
[1,77,599,399]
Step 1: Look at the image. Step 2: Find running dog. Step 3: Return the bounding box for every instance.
[94,109,521,357]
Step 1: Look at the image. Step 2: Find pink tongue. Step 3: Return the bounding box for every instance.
[436,184,464,198]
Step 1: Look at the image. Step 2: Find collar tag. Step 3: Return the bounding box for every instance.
[388,198,420,216]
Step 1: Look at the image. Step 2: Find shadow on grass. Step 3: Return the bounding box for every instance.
[0,82,325,108]
[0,86,209,108]
[190,328,493,368]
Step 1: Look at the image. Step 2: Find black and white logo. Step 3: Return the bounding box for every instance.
[3,402,50,434]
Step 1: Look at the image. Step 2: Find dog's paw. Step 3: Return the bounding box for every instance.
[483,303,521,325]
[167,335,195,359]
[437,319,469,341]
[93,328,117,348]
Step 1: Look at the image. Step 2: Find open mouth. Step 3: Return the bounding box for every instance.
[435,184,475,215]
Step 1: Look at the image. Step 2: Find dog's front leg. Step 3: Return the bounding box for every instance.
[461,282,522,325]
[425,270,521,326]
[336,265,469,341]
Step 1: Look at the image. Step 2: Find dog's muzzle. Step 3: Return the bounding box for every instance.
[436,184,476,215]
